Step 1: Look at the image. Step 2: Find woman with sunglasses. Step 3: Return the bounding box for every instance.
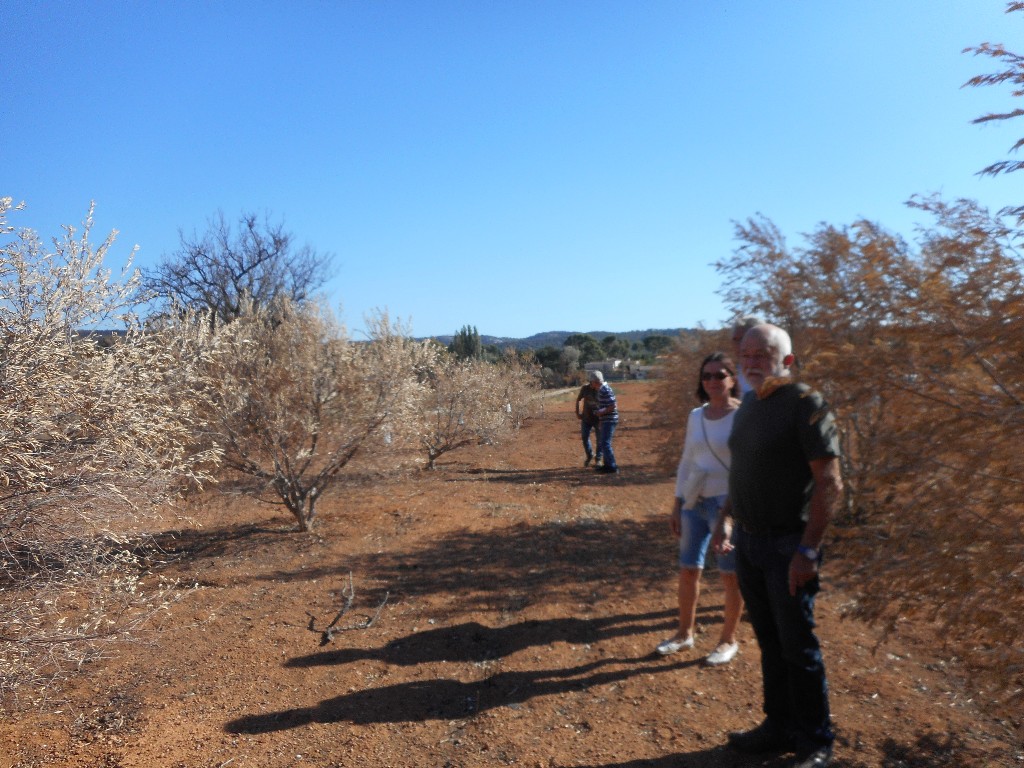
[656,352,745,665]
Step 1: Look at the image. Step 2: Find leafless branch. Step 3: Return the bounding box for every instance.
[307,573,390,645]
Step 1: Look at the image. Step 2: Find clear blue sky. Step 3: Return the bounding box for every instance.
[3,1,1021,339]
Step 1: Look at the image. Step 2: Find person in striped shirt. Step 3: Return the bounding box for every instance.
[588,370,619,474]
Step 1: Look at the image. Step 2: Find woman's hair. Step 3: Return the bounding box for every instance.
[696,351,740,403]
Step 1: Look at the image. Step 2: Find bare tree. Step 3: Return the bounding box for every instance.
[205,305,433,530]
[0,199,219,705]
[146,210,334,324]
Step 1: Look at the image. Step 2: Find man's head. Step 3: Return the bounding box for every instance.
[731,314,765,357]
[588,370,604,389]
[739,323,794,390]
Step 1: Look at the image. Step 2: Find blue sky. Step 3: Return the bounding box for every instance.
[3,1,1022,339]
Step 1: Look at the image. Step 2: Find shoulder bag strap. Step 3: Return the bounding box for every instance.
[701,409,731,473]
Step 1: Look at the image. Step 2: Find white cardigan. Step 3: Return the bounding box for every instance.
[674,404,735,502]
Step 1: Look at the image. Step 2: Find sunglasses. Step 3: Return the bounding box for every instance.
[701,371,732,381]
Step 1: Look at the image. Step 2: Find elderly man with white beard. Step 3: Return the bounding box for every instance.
[712,323,842,768]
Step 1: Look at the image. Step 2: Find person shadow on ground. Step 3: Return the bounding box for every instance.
[226,610,690,734]
[227,653,699,734]
[286,609,675,669]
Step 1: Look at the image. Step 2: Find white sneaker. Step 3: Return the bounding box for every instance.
[705,642,739,665]
[656,635,694,655]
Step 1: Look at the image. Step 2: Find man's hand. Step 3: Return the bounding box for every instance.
[787,455,841,595]
[788,551,818,595]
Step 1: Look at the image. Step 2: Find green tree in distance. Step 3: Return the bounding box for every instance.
[642,334,674,356]
[601,334,630,359]
[564,333,603,364]
[450,324,482,360]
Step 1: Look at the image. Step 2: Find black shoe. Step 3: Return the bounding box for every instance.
[727,721,793,754]
[791,746,832,768]
[596,465,618,474]
[584,455,592,467]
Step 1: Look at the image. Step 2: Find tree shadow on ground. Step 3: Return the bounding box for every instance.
[145,497,681,620]
[450,465,666,486]
[255,516,675,613]
[227,653,699,734]
[288,610,675,668]
[148,521,292,562]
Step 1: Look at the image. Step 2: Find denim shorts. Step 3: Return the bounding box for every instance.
[678,495,736,572]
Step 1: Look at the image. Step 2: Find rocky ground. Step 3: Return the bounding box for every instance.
[3,381,1020,767]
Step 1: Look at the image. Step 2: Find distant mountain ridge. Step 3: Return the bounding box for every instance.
[429,328,693,350]
[82,327,697,352]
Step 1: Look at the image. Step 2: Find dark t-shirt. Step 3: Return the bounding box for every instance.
[727,381,840,532]
[577,385,600,426]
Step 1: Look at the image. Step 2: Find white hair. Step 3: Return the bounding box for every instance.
[732,314,765,334]
[755,324,792,359]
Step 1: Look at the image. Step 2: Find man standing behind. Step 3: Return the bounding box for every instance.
[713,323,842,768]
[730,314,764,395]
[575,377,602,467]
[589,370,619,474]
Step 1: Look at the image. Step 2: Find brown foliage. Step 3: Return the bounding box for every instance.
[963,2,1024,221]
[646,328,731,474]
[713,196,1024,705]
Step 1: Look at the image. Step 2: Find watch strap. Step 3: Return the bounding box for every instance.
[797,544,820,561]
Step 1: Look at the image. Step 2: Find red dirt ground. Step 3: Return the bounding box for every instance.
[3,381,1020,767]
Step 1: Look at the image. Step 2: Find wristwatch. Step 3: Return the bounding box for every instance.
[796,544,820,561]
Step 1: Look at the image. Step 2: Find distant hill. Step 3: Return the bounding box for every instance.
[429,328,696,350]
[78,327,699,353]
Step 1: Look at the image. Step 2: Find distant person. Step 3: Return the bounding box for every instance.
[575,377,602,467]
[589,370,619,474]
[656,352,744,666]
[712,324,842,768]
[731,314,765,395]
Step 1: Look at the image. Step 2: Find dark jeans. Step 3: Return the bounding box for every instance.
[580,421,601,460]
[734,528,833,751]
[597,420,617,470]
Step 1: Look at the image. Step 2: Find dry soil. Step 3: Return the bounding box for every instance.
[3,381,1020,767]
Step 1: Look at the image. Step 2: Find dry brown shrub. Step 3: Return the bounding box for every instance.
[494,348,541,430]
[646,328,731,474]
[0,199,218,705]
[203,305,435,530]
[715,196,1024,710]
[418,353,538,469]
